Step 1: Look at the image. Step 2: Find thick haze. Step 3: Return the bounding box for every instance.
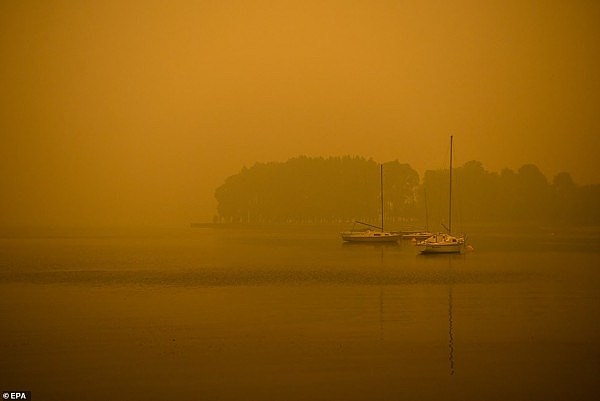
[1,0,599,227]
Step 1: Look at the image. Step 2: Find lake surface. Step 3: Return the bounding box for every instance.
[1,226,599,400]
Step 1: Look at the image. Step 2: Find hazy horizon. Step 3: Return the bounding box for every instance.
[2,0,599,227]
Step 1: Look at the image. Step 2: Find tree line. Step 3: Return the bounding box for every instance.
[214,156,600,227]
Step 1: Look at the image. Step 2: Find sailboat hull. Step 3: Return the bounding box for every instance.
[419,243,463,253]
[341,231,401,242]
[402,232,434,240]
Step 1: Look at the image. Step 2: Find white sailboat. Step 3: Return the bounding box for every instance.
[418,136,465,253]
[341,164,401,243]
[418,232,464,253]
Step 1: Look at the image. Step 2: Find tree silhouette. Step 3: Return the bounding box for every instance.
[215,156,419,224]
[215,156,600,226]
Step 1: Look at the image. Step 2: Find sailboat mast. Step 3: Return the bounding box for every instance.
[448,135,453,234]
[380,164,384,232]
[424,188,429,232]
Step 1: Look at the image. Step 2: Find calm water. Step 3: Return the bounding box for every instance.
[1,226,599,400]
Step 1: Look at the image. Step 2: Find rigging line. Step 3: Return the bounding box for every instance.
[427,138,453,233]
[439,138,452,232]
[452,138,464,232]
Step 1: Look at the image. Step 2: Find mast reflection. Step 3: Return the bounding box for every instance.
[448,284,455,375]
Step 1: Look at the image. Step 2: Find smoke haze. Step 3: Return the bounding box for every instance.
[1,0,599,227]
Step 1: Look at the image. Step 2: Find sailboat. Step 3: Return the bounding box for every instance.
[417,136,465,253]
[341,164,401,243]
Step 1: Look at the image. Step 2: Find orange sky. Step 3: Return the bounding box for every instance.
[1,0,599,227]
